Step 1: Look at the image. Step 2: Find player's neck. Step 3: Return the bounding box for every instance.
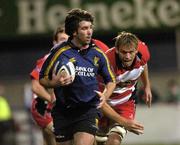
[71,39,89,50]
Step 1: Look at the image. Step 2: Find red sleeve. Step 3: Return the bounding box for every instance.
[30,68,39,80]
[92,39,109,52]
[138,41,150,63]
[30,55,48,80]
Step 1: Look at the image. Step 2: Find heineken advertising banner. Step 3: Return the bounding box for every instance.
[0,0,179,38]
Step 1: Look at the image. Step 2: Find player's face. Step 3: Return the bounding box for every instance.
[56,33,69,43]
[116,44,138,68]
[54,32,69,45]
[75,21,93,46]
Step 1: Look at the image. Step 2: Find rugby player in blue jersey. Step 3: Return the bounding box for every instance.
[39,8,116,145]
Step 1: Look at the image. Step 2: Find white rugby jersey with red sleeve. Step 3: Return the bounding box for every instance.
[105,41,150,111]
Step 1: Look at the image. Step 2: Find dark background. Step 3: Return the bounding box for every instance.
[0,30,176,77]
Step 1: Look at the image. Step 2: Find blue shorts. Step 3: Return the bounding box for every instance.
[52,106,101,142]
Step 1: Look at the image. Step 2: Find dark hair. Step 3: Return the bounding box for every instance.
[65,8,94,37]
[115,31,139,50]
[53,25,65,41]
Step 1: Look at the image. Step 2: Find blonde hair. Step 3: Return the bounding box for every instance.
[53,25,65,41]
[115,31,139,50]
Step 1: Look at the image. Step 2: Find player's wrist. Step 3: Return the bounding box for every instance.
[48,79,60,87]
[47,95,55,104]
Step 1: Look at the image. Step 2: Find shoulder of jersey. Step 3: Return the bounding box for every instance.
[105,47,115,55]
[138,40,150,62]
[50,41,68,52]
[92,39,109,53]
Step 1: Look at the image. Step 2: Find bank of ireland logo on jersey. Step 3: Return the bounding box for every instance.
[93,56,100,67]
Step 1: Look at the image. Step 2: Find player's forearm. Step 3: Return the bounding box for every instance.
[32,80,52,102]
[101,102,126,125]
[103,82,116,99]
[141,64,151,88]
[101,102,144,133]
[39,78,58,88]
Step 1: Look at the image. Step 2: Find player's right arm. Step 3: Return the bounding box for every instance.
[40,71,73,88]
[39,48,72,88]
[40,72,62,88]
[96,91,144,135]
[39,49,59,88]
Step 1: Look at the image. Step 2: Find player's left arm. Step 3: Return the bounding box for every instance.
[101,101,144,135]
[95,81,116,108]
[103,82,116,100]
[96,50,116,108]
[31,79,55,103]
[140,64,152,107]
[102,52,116,100]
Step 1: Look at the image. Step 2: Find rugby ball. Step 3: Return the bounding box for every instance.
[54,61,76,82]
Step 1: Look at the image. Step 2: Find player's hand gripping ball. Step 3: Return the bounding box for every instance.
[54,61,76,82]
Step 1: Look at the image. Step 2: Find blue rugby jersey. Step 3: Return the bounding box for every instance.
[40,40,115,109]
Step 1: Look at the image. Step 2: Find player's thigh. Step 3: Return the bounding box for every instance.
[74,115,98,144]
[74,132,94,145]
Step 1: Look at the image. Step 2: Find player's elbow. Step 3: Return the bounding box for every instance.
[39,78,47,87]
